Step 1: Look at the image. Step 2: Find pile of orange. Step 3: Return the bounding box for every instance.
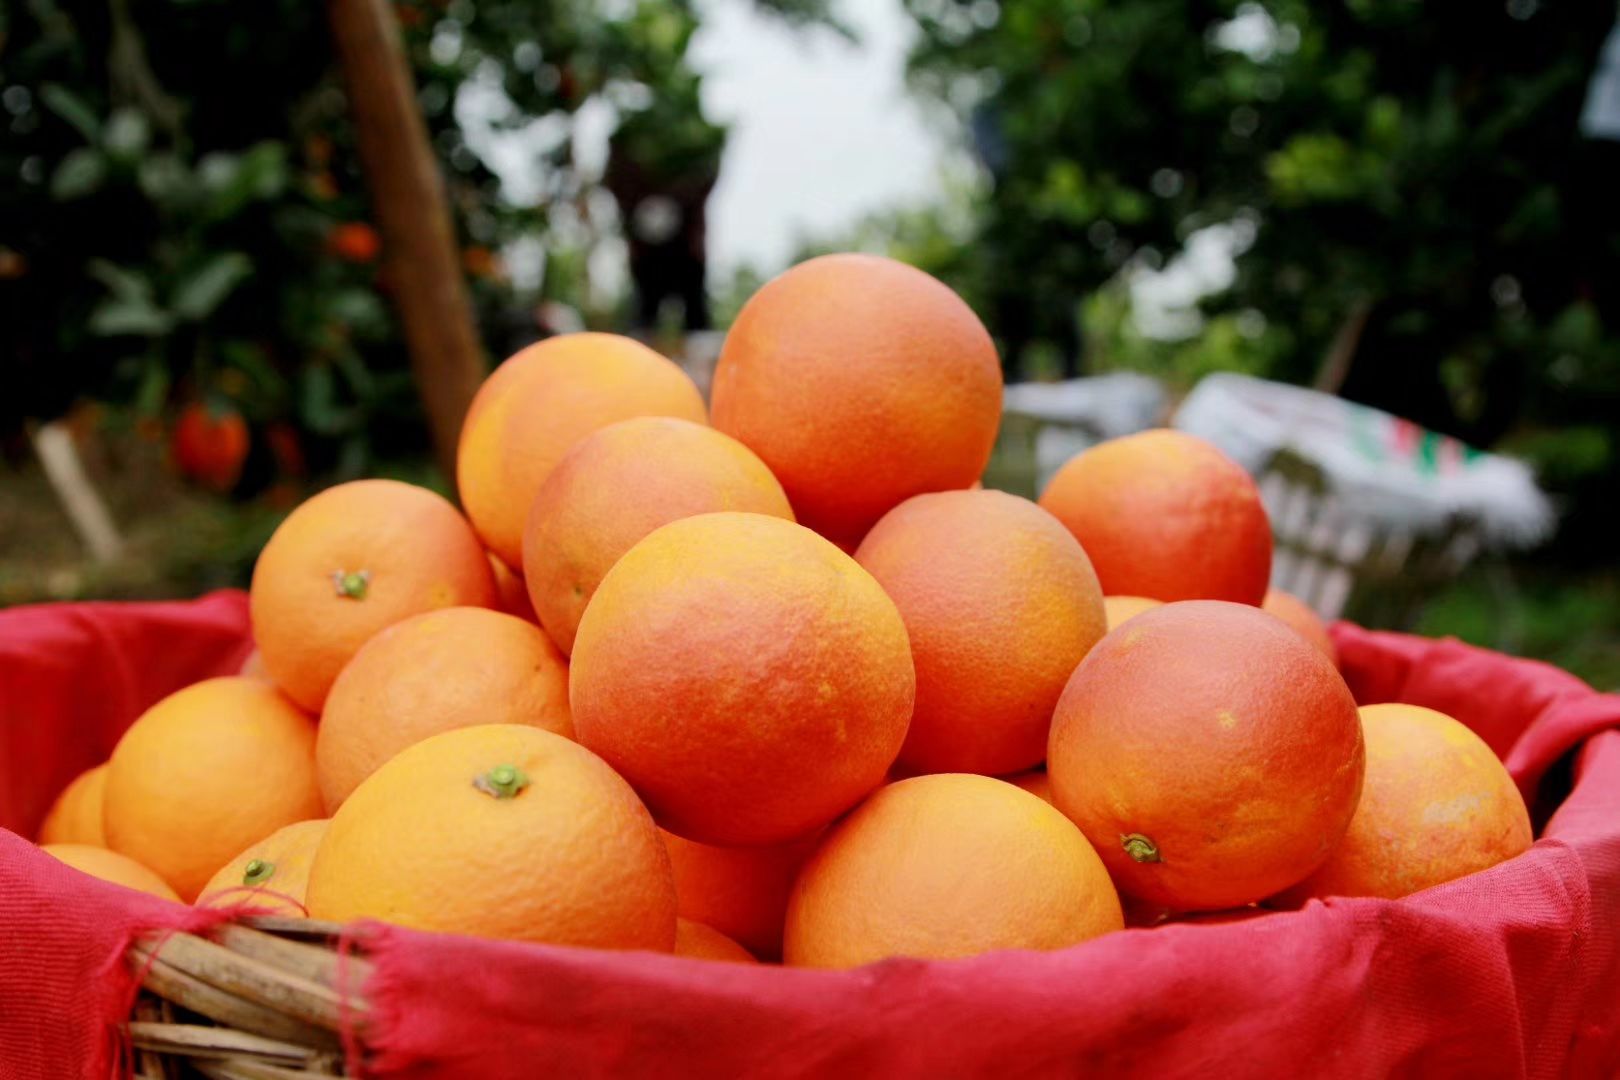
[35,253,1533,966]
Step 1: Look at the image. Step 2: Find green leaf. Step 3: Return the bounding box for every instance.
[51,148,106,200]
[200,142,288,220]
[39,83,101,142]
[172,253,253,320]
[103,108,151,160]
[89,297,174,337]
[132,362,172,416]
[137,154,194,207]
[88,259,155,303]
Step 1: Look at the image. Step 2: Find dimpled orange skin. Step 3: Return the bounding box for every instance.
[305,724,676,950]
[1038,431,1272,605]
[1047,601,1364,912]
[42,844,179,902]
[710,254,1003,546]
[104,677,323,902]
[675,919,759,964]
[488,552,538,622]
[784,774,1123,968]
[1262,588,1337,665]
[457,333,708,568]
[197,819,329,915]
[661,828,820,960]
[316,607,572,812]
[38,763,108,846]
[523,417,794,656]
[1103,596,1163,632]
[250,479,497,711]
[570,512,915,847]
[855,489,1106,775]
[1277,704,1532,904]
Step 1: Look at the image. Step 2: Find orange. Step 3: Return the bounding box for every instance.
[250,479,497,710]
[1262,588,1337,664]
[1047,601,1363,911]
[317,607,571,812]
[104,677,323,901]
[855,489,1106,775]
[1038,430,1272,604]
[197,819,330,915]
[571,512,914,846]
[488,553,538,622]
[38,763,108,846]
[675,919,758,964]
[784,774,1122,968]
[1005,769,1054,805]
[661,828,819,960]
[711,254,1002,546]
[42,844,179,902]
[305,724,675,950]
[523,416,793,655]
[456,333,707,568]
[1103,596,1163,632]
[1277,704,1531,903]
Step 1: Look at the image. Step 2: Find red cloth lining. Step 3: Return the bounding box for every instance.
[1,595,1616,1078]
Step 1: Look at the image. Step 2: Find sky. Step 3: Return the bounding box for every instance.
[691,0,954,278]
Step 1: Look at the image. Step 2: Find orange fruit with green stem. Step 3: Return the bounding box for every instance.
[103,677,323,902]
[250,479,497,711]
[197,819,330,915]
[1047,601,1363,912]
[305,724,676,950]
[316,606,571,812]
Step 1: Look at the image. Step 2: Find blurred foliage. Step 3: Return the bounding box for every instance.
[0,0,840,483]
[891,0,1620,569]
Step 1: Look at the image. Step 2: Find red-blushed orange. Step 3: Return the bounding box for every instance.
[250,479,497,710]
[1262,588,1337,664]
[783,774,1123,967]
[855,489,1106,775]
[570,512,915,846]
[660,828,820,960]
[1276,704,1532,903]
[523,416,793,655]
[316,606,571,812]
[1103,596,1163,632]
[456,333,707,568]
[675,919,758,963]
[710,254,1002,547]
[305,724,676,949]
[1047,601,1363,911]
[103,677,323,901]
[1038,430,1272,604]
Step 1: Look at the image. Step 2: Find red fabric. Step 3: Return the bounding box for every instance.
[1,598,1618,1079]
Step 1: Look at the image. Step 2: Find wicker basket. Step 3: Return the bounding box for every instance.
[126,917,366,1079]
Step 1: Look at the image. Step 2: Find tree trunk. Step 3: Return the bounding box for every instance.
[326,0,485,486]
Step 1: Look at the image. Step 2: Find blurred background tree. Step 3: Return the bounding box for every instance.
[0,0,839,483]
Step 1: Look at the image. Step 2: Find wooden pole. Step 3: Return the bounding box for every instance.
[326,0,485,486]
